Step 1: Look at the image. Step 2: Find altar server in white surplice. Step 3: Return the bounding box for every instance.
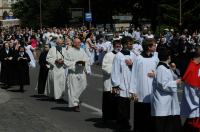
[65,38,90,112]
[102,40,121,122]
[111,36,137,130]
[45,38,66,100]
[130,38,159,132]
[151,46,182,132]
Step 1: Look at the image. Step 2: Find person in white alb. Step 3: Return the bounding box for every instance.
[151,46,182,132]
[111,36,137,130]
[45,38,66,100]
[131,38,159,132]
[102,40,121,122]
[64,38,90,112]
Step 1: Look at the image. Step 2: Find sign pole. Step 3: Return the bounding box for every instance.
[89,0,91,29]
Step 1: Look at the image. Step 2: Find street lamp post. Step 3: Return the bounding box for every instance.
[179,0,182,26]
[2,0,3,20]
[88,0,91,29]
[40,0,42,29]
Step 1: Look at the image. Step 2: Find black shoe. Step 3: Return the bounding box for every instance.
[74,106,80,112]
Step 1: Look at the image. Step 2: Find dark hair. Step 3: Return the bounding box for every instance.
[157,46,170,61]
[142,38,156,52]
[31,35,36,39]
[121,36,133,46]
[44,44,49,48]
[193,46,200,58]
[18,46,25,52]
[85,32,93,41]
[113,40,121,47]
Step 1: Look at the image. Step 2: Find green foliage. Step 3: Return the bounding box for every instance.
[155,24,178,36]
[158,0,200,30]
[11,0,200,30]
[11,0,71,28]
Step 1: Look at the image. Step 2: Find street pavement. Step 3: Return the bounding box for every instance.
[0,64,185,132]
[0,88,62,132]
[0,65,117,132]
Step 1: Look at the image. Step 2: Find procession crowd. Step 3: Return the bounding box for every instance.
[0,26,199,132]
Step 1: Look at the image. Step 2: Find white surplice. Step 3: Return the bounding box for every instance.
[151,64,180,116]
[131,53,159,103]
[102,51,116,92]
[111,51,137,97]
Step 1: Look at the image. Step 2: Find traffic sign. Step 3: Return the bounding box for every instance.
[85,13,92,22]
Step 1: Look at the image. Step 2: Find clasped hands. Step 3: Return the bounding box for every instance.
[55,59,64,64]
[112,86,138,102]
[125,59,133,66]
[18,57,27,61]
[147,70,155,78]
[4,57,13,60]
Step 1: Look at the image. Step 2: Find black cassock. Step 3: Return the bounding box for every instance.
[0,48,16,85]
[15,52,31,85]
[37,51,49,94]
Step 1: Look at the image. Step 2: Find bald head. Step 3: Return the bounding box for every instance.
[73,38,81,49]
[56,38,64,46]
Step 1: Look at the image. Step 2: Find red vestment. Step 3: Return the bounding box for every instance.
[183,60,200,89]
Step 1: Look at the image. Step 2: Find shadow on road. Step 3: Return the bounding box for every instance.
[36,98,55,102]
[30,95,47,98]
[85,117,116,130]
[51,107,74,112]
[30,94,55,102]
[7,89,26,92]
[55,99,68,104]
[30,95,68,104]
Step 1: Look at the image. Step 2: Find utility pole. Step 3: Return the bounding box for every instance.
[40,0,42,29]
[89,0,91,29]
[179,0,182,27]
[2,0,3,19]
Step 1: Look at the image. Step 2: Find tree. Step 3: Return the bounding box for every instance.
[157,0,200,31]
[11,0,72,28]
[11,0,200,31]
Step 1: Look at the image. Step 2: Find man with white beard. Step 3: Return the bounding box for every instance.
[45,38,66,100]
[65,38,90,112]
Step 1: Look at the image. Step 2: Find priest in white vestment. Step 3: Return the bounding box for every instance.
[64,38,90,112]
[45,38,66,100]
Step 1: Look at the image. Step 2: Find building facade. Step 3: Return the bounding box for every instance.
[0,0,19,20]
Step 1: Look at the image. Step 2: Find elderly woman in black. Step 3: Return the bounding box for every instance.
[15,46,31,92]
[0,42,15,88]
